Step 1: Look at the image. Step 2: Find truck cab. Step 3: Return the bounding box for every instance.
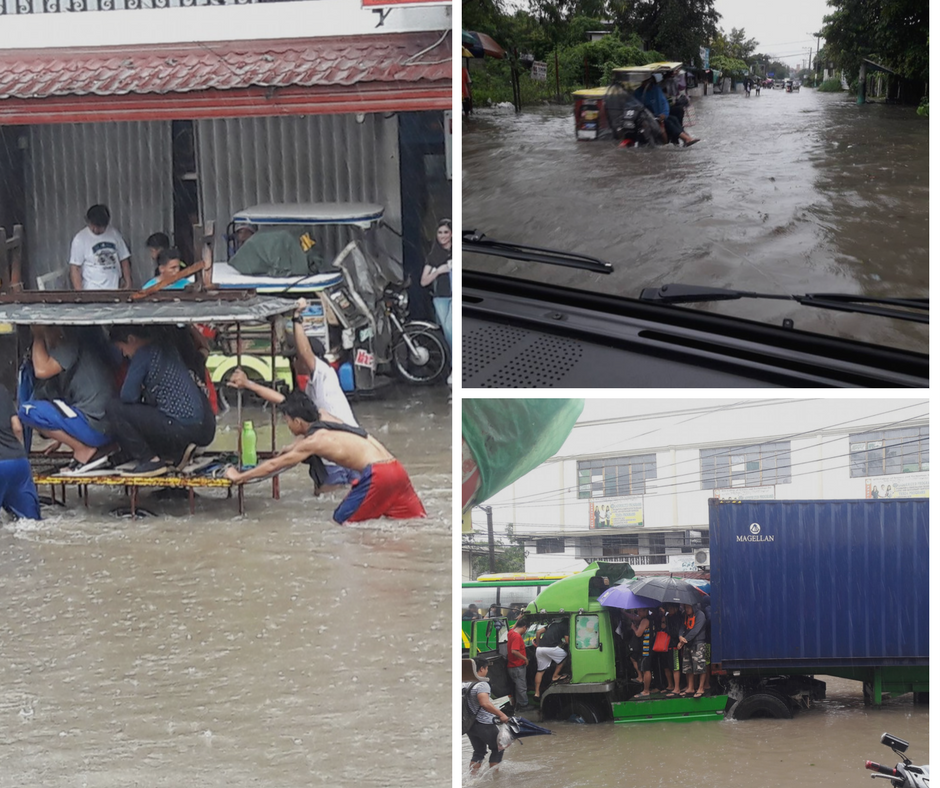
[465,561,726,724]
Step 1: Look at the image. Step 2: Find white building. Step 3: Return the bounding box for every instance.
[467,399,928,574]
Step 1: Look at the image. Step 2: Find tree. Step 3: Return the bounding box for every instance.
[726,27,757,61]
[609,0,721,65]
[821,0,927,82]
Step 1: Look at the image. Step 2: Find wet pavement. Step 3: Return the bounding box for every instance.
[0,383,451,787]
[463,89,929,352]
[460,678,928,786]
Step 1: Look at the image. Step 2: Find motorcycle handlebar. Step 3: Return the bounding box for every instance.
[866,761,899,778]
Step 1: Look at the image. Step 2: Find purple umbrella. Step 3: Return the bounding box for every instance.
[597,584,661,611]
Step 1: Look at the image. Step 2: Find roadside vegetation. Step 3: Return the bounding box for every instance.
[817,77,845,92]
[464,0,927,110]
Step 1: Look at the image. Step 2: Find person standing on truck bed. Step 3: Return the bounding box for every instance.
[631,608,654,696]
[533,619,569,699]
[506,619,530,712]
[69,204,133,291]
[464,657,511,776]
[678,603,707,697]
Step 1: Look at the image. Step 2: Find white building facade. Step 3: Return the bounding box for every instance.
[468,399,928,574]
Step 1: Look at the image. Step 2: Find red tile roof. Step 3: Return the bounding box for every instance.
[0,32,451,100]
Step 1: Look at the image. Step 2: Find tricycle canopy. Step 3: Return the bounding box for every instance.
[232,202,385,229]
[0,291,295,325]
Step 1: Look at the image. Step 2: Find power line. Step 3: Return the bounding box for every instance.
[482,429,927,518]
[501,403,927,507]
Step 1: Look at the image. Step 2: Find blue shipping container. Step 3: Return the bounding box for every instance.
[709,498,929,669]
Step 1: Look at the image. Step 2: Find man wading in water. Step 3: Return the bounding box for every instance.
[223,390,426,524]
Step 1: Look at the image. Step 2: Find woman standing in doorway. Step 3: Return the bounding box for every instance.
[420,218,452,382]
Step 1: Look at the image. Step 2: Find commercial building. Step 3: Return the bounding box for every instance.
[467,399,928,575]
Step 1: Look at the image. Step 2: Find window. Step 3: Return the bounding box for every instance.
[577,454,656,499]
[601,535,638,556]
[700,442,791,489]
[849,426,929,477]
[536,538,566,554]
[574,615,600,649]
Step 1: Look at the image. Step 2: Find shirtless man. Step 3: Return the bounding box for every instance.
[223,389,426,524]
[226,299,358,494]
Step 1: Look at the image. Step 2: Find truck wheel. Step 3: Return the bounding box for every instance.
[730,692,793,720]
[568,699,601,724]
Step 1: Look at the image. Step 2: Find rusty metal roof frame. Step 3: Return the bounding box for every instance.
[0,289,295,325]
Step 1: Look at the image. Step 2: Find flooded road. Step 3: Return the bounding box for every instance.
[463,89,929,352]
[460,678,928,786]
[0,384,450,787]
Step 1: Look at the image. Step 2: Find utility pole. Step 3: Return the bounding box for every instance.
[483,505,496,573]
[808,32,822,85]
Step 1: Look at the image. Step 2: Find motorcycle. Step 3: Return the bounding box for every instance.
[865,733,929,788]
[325,241,449,391]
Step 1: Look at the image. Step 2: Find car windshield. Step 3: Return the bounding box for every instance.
[462,13,928,355]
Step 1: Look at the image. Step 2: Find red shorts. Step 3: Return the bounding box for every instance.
[333,459,426,524]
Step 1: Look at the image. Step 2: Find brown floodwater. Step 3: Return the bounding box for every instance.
[463,89,928,352]
[0,383,451,787]
[460,677,929,786]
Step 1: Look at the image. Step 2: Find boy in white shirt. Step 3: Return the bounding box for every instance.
[69,204,133,290]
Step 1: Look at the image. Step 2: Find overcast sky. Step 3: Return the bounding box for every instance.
[712,0,831,67]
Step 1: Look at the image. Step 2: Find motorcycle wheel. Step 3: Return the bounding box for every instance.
[392,325,449,385]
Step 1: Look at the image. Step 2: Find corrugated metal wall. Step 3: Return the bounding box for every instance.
[26,122,173,287]
[196,113,402,265]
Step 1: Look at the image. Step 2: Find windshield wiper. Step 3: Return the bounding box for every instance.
[464,231,613,275]
[639,284,928,324]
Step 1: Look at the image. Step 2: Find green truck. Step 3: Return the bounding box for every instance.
[464,499,929,724]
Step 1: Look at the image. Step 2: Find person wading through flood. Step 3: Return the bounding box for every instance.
[223,390,426,524]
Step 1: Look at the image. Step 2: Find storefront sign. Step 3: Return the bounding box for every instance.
[588,497,643,528]
[362,0,449,5]
[865,472,928,499]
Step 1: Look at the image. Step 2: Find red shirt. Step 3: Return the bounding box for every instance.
[507,629,527,668]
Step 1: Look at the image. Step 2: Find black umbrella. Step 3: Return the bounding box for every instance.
[629,576,702,606]
[503,716,553,741]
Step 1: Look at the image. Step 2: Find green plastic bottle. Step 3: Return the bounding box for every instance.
[241,420,257,469]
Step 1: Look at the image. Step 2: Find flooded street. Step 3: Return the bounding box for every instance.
[0,384,450,787]
[463,89,928,352]
[461,678,928,786]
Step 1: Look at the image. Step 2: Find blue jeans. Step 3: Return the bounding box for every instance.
[433,297,452,349]
[0,458,41,520]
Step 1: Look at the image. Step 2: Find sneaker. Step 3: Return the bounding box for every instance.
[121,459,169,478]
[175,443,198,470]
[56,458,83,476]
[75,449,115,474]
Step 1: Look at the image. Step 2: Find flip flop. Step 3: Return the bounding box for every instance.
[693,692,704,698]
[665,692,678,698]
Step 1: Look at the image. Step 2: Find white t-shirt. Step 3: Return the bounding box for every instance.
[69,226,131,290]
[305,358,357,426]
